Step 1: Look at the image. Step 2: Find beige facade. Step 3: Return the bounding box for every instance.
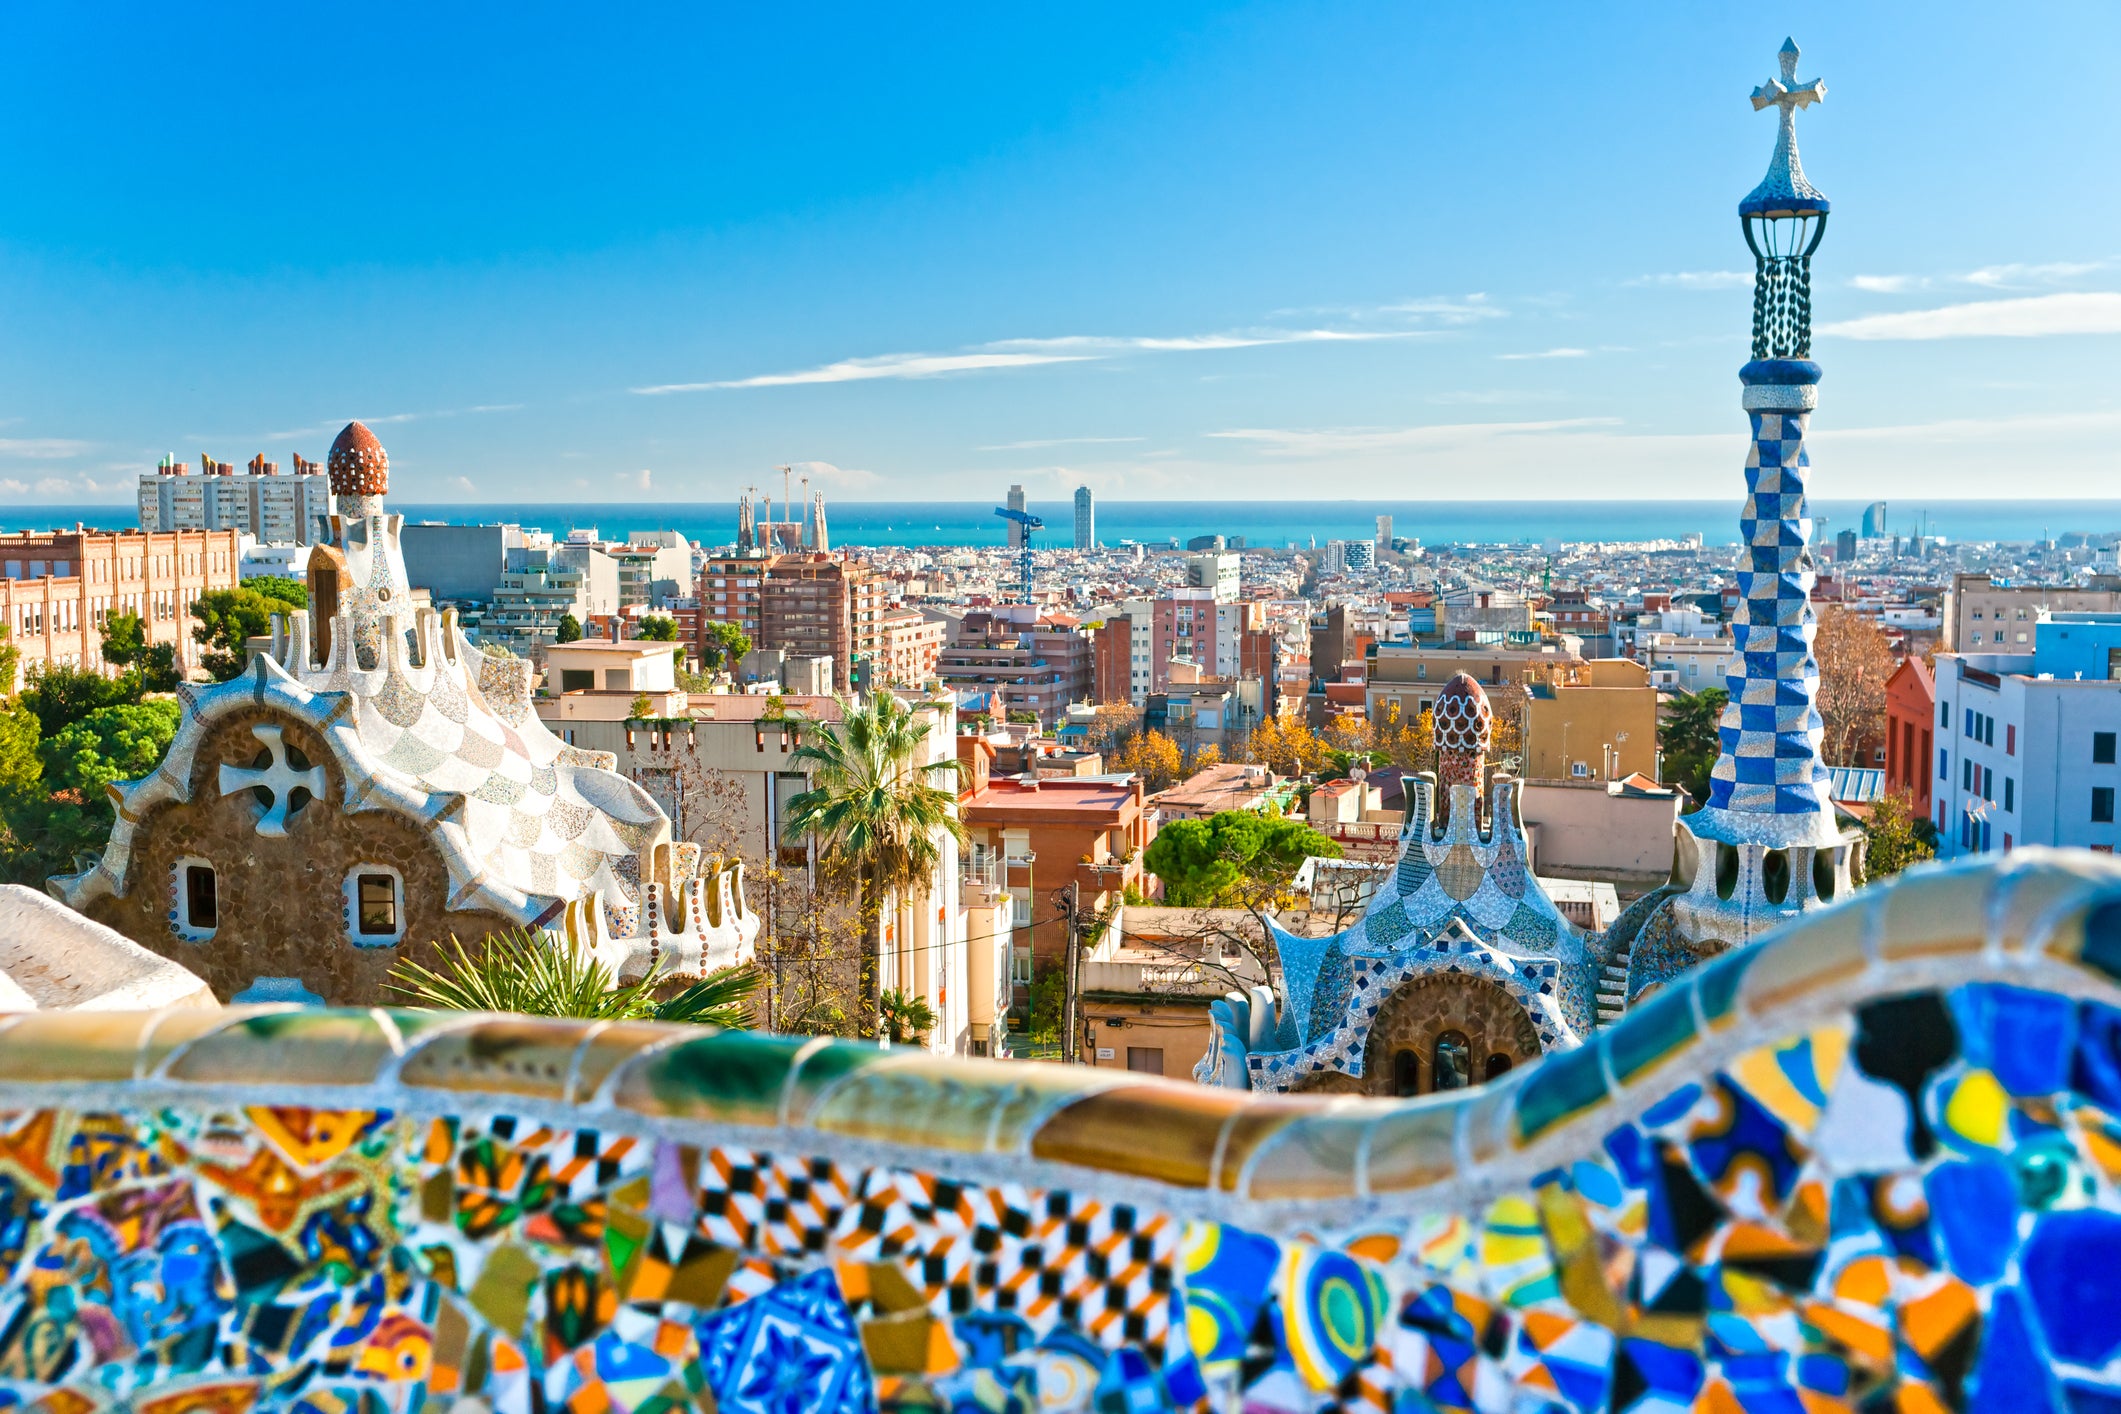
[1519,658,1659,783]
[1946,572,2121,653]
[878,607,945,687]
[1363,642,1579,721]
[1518,778,1683,893]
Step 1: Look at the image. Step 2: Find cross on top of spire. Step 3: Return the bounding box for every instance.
[1741,37,1829,218]
[1752,38,1825,123]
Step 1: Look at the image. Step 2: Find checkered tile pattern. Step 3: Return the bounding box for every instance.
[1706,400,1835,821]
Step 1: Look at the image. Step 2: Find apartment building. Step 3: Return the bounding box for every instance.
[485,555,591,656]
[1364,641,1580,721]
[957,739,1150,972]
[138,454,334,545]
[1519,658,1659,783]
[937,608,1093,722]
[1944,572,2121,653]
[0,528,241,688]
[697,551,771,646]
[877,607,946,687]
[610,532,691,611]
[758,554,885,692]
[1933,613,2121,859]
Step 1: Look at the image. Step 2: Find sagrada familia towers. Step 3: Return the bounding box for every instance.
[1203,39,1862,1092]
[53,423,758,1004]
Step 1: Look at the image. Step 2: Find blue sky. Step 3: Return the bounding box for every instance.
[2,3,2117,505]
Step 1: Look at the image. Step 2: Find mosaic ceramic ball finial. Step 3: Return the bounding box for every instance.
[327,421,390,498]
[1433,672,1492,791]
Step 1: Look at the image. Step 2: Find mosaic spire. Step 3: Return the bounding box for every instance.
[1694,41,1840,851]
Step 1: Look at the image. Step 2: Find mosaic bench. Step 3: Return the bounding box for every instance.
[0,850,2117,1412]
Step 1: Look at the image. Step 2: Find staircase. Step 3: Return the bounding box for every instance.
[1595,944,1633,1026]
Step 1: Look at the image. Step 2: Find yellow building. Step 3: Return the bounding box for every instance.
[1519,658,1659,783]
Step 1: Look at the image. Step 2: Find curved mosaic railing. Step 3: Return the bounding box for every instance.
[1,850,2119,1410]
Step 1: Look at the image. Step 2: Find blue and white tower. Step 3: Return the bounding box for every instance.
[1663,40,1864,953]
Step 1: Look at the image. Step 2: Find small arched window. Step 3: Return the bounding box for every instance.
[1484,1053,1514,1081]
[1433,1032,1472,1092]
[1392,1049,1420,1097]
[1762,848,1791,905]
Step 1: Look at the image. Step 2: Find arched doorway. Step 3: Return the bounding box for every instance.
[1359,972,1543,1098]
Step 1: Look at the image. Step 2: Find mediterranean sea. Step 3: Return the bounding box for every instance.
[6,500,2119,550]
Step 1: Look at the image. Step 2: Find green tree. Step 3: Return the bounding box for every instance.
[19,664,133,739]
[700,620,751,672]
[191,587,284,680]
[636,615,678,640]
[99,610,148,667]
[241,575,308,610]
[36,700,182,866]
[1143,809,1343,907]
[1863,789,1937,881]
[556,614,583,644]
[782,691,967,1030]
[629,692,654,721]
[878,988,938,1045]
[0,702,44,884]
[100,612,182,694]
[1659,687,1727,810]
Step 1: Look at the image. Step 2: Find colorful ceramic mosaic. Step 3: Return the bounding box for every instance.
[0,854,2115,1409]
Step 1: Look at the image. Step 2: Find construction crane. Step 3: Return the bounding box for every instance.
[993,506,1043,602]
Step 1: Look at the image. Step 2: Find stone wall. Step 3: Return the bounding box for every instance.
[1358,970,1545,1095]
[82,704,518,1005]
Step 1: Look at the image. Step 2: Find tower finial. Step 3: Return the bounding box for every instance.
[1741,38,1829,360]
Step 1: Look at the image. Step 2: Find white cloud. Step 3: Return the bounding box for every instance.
[1849,274,1923,293]
[1209,417,1623,456]
[987,328,1414,354]
[1496,347,1589,361]
[0,438,92,460]
[0,480,24,496]
[786,459,884,491]
[447,476,477,494]
[1963,260,2106,289]
[635,317,1432,395]
[631,469,653,492]
[1626,271,1752,290]
[635,350,1091,393]
[977,436,1145,451]
[1820,291,2121,341]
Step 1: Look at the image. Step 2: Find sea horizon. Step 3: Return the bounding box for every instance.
[6,498,2120,550]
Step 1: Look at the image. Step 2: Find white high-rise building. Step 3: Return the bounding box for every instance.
[1376,514,1393,550]
[1323,539,1375,575]
[1074,486,1095,550]
[139,454,334,545]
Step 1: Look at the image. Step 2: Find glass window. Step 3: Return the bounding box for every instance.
[356,873,398,936]
[184,864,217,931]
[2099,733,2118,766]
[2096,787,2116,825]
[1124,1047,1164,1075]
[2005,778,2015,813]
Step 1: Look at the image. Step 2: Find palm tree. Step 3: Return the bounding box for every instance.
[782,691,967,1033]
[878,989,938,1046]
[387,929,761,1027]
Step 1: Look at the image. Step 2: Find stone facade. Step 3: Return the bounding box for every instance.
[80,706,519,1004]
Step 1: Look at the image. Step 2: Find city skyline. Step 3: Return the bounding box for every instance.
[3,5,2119,505]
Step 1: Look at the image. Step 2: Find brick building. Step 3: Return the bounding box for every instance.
[957,739,1150,971]
[878,607,946,687]
[701,552,884,691]
[1883,655,1936,821]
[0,527,242,689]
